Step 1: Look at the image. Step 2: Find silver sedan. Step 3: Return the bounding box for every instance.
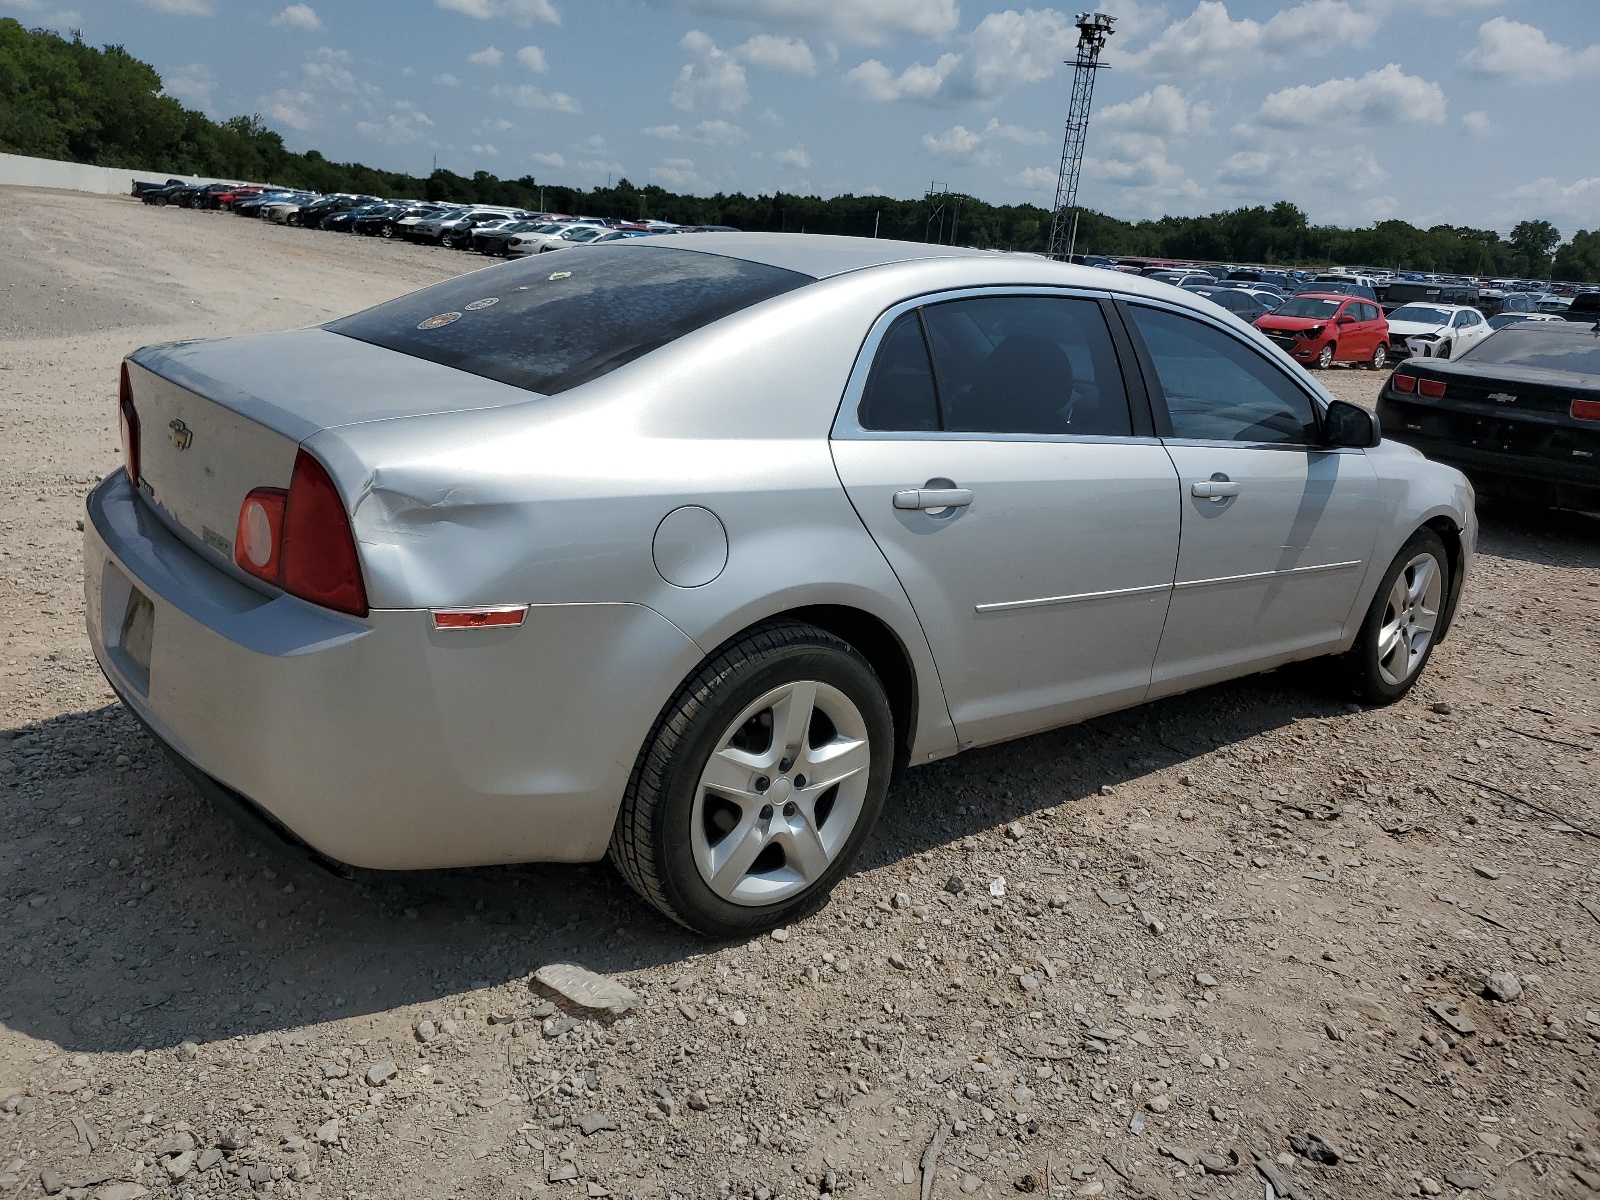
[84,235,1475,936]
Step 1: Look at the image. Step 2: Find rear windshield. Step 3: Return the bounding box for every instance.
[1462,325,1600,375]
[1274,298,1342,319]
[325,244,812,396]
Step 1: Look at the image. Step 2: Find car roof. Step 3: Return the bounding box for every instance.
[636,232,997,279]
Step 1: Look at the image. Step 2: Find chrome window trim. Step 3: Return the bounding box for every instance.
[1114,294,1341,452]
[830,285,1163,446]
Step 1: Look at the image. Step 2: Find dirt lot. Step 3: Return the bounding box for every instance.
[2,187,1598,1200]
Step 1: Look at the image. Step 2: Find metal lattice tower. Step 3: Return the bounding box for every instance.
[1046,12,1116,262]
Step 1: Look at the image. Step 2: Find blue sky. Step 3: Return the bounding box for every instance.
[8,0,1600,233]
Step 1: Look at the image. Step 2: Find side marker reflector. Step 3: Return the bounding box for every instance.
[432,606,527,630]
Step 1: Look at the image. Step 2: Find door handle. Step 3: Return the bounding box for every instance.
[1191,479,1241,500]
[893,487,974,511]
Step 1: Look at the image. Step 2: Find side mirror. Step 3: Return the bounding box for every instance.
[1324,399,1381,448]
[1337,314,1354,325]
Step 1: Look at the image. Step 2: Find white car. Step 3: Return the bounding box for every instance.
[505,223,608,257]
[1385,303,1491,361]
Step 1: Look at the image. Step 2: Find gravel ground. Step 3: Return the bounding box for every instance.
[2,188,1599,1200]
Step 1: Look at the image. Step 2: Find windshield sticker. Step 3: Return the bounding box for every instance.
[417,312,463,331]
[549,271,573,281]
[465,298,499,311]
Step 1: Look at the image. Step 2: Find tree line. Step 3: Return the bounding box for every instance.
[3,19,1597,282]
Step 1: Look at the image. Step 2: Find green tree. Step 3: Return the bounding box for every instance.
[1553,230,1600,283]
[1509,219,1561,278]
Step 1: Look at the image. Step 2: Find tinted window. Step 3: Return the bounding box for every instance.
[1461,327,1600,374]
[326,245,811,396]
[860,313,939,432]
[921,296,1132,436]
[1275,298,1342,319]
[1128,305,1318,444]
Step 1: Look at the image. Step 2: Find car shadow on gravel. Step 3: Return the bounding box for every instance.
[1474,497,1600,567]
[2,666,1348,1056]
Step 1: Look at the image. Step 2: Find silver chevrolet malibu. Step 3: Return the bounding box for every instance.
[85,234,1475,936]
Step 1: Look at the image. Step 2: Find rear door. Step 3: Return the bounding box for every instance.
[1119,301,1380,694]
[831,291,1181,748]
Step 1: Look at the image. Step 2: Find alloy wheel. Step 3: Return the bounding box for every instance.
[1370,343,1387,370]
[1316,344,1335,369]
[1376,552,1442,686]
[690,680,871,907]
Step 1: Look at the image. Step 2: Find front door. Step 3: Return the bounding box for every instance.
[831,293,1181,748]
[1120,302,1380,694]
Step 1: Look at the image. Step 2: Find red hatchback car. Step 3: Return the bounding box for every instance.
[1254,293,1391,370]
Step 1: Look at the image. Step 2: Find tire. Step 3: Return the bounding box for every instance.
[1437,340,1453,361]
[1314,343,1336,370]
[1368,342,1387,371]
[380,224,394,239]
[1340,528,1449,705]
[609,621,894,937]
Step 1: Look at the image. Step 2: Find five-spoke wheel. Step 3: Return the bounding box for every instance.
[1344,528,1450,703]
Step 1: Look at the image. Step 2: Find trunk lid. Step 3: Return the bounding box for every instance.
[126,326,537,575]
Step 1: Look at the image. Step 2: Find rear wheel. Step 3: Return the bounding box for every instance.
[1314,343,1336,370]
[1340,528,1449,704]
[1368,342,1387,371]
[609,621,893,937]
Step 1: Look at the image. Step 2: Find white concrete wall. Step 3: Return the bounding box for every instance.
[0,152,245,195]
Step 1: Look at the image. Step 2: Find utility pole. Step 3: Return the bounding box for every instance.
[1046,12,1116,262]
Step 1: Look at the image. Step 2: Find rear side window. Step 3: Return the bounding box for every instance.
[1128,305,1318,445]
[326,245,812,396]
[860,313,939,431]
[922,296,1133,436]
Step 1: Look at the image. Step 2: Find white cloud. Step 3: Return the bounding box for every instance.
[844,54,960,102]
[530,151,565,167]
[668,0,958,45]
[1115,0,1377,77]
[845,8,1080,104]
[1362,195,1397,220]
[1506,176,1600,225]
[1084,145,1202,201]
[468,46,504,67]
[483,117,514,131]
[136,0,211,13]
[1218,150,1271,181]
[774,145,811,168]
[1466,17,1600,82]
[1463,110,1491,136]
[1007,166,1058,192]
[922,117,1049,164]
[1255,64,1446,129]
[265,89,315,129]
[516,44,548,72]
[573,157,625,178]
[271,4,320,30]
[733,34,816,75]
[469,143,499,156]
[651,157,700,188]
[671,30,750,112]
[1098,85,1211,136]
[642,119,749,145]
[434,0,559,25]
[492,84,581,112]
[162,62,216,109]
[356,100,435,146]
[434,72,461,87]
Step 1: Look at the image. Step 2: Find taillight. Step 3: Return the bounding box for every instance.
[118,363,141,485]
[1391,372,1417,393]
[1573,398,1600,421]
[1419,379,1446,398]
[232,450,368,617]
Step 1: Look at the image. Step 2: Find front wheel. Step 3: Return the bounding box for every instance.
[1436,340,1453,361]
[1341,529,1449,704]
[1314,343,1336,370]
[1368,343,1387,371]
[609,621,894,937]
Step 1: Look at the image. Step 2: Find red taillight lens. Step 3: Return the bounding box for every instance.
[1419,379,1446,398]
[235,488,287,582]
[232,450,368,617]
[118,363,141,485]
[1572,398,1600,421]
[1391,372,1416,394]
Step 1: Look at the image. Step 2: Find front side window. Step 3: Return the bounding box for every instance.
[921,295,1133,436]
[327,244,812,396]
[1128,305,1319,445]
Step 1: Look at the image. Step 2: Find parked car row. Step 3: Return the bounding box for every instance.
[136,181,741,255]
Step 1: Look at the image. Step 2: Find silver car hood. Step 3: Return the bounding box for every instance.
[129,327,538,443]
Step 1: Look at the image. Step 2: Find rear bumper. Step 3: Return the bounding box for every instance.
[84,471,702,869]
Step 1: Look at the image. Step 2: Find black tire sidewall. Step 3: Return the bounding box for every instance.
[1351,529,1449,703]
[652,641,893,937]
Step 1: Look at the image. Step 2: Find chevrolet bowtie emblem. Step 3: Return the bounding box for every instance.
[1487,393,1516,404]
[168,418,193,450]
